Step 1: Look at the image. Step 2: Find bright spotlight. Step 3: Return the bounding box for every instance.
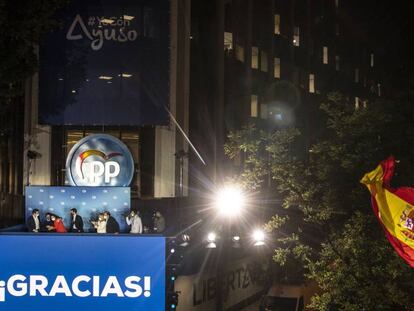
[206,232,217,249]
[170,248,176,254]
[207,232,216,243]
[214,185,246,217]
[232,235,241,248]
[179,234,190,247]
[252,229,265,246]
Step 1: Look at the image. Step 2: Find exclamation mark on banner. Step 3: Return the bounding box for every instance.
[143,276,151,297]
[0,280,5,302]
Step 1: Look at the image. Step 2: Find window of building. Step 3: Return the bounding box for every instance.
[260,51,268,72]
[335,55,340,71]
[251,46,259,69]
[224,32,233,50]
[370,53,375,67]
[260,103,268,119]
[274,57,281,78]
[274,14,281,35]
[309,74,315,93]
[66,131,84,157]
[355,97,360,110]
[335,23,340,36]
[293,27,300,46]
[378,83,381,96]
[235,44,244,62]
[335,0,339,9]
[251,95,258,117]
[323,46,328,64]
[355,68,359,83]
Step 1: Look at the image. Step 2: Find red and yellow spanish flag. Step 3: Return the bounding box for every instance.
[361,156,414,267]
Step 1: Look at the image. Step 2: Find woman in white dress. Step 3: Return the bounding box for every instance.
[91,213,107,233]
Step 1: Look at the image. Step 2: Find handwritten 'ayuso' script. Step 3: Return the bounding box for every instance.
[66,15,138,51]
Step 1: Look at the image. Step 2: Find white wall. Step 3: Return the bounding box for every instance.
[154,126,176,197]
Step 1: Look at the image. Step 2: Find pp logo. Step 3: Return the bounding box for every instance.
[66,134,134,187]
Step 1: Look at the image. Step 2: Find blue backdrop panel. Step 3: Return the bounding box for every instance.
[0,235,165,310]
[25,186,131,232]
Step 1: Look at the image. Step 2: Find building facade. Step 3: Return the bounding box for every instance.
[189,0,381,189]
[0,0,381,231]
[0,1,383,310]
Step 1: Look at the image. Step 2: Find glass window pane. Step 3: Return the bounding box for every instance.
[274,57,281,78]
[235,44,244,62]
[252,47,259,69]
[293,27,300,46]
[251,95,258,117]
[309,74,315,93]
[323,46,328,64]
[224,32,233,50]
[274,14,281,34]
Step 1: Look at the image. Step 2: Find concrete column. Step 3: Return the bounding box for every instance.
[23,72,52,188]
[154,126,176,198]
[154,0,191,198]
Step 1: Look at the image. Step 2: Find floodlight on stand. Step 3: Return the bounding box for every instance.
[207,232,216,242]
[252,229,265,246]
[214,185,246,217]
[179,234,190,247]
[232,235,241,248]
[206,232,217,249]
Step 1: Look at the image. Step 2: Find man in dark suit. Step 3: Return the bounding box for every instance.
[27,209,40,233]
[69,208,84,233]
[104,211,120,234]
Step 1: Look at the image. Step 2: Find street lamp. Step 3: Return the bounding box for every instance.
[252,229,265,246]
[214,185,246,217]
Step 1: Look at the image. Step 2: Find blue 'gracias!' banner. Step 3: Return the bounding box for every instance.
[0,235,165,310]
[39,0,170,126]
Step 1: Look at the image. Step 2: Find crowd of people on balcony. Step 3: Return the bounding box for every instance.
[26,207,165,234]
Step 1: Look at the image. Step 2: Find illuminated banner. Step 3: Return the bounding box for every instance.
[66,134,134,187]
[25,186,131,232]
[0,235,165,310]
[39,0,170,126]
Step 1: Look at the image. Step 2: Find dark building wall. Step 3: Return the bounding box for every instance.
[0,0,383,229]
[0,95,25,226]
[189,0,227,192]
[189,0,381,185]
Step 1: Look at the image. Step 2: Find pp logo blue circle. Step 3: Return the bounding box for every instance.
[66,134,134,187]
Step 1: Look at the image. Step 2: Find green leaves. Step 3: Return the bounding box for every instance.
[0,0,67,108]
[225,92,414,310]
